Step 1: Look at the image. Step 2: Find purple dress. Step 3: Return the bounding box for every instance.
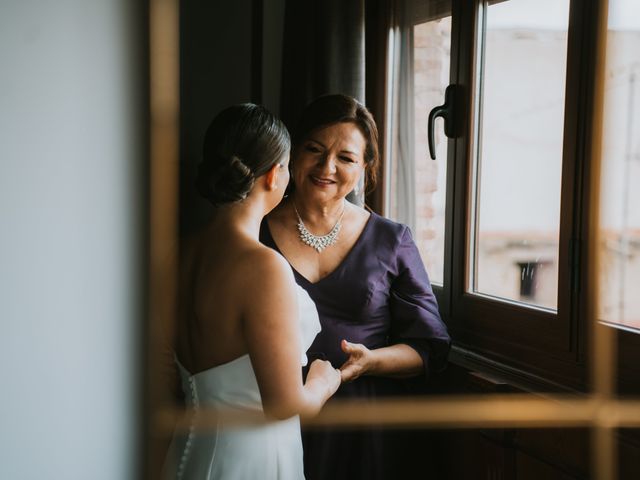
[260,212,450,480]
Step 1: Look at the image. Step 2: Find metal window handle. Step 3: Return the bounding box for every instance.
[428,84,459,160]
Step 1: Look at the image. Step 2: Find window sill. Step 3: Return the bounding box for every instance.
[448,345,585,395]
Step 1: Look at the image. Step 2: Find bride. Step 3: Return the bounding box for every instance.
[165,104,341,479]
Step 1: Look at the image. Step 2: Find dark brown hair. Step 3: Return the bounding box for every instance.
[196,104,290,206]
[292,94,379,192]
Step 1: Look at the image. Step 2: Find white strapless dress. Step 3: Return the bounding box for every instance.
[165,285,321,480]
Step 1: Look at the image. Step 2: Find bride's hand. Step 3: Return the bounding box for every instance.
[339,339,375,383]
[307,359,341,397]
[307,360,341,396]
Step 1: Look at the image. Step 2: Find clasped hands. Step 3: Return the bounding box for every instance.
[338,339,375,383]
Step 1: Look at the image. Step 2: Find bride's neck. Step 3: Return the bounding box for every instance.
[214,200,266,240]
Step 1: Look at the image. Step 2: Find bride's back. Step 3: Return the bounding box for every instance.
[175,224,269,375]
[172,103,292,376]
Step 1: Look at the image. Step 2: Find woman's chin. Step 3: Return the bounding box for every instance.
[313,191,343,204]
[297,184,340,201]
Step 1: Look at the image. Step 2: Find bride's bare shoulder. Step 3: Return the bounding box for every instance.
[241,244,293,284]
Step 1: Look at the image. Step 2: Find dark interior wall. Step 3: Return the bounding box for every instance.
[180,0,253,233]
[262,0,286,116]
[179,0,285,234]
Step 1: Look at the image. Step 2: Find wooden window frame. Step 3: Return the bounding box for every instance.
[382,0,640,394]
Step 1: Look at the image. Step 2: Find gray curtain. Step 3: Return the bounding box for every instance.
[390,19,416,231]
[280,0,366,126]
[280,0,367,205]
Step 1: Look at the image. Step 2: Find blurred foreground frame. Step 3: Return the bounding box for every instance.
[145,0,640,479]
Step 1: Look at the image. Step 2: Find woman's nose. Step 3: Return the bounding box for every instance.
[318,154,337,174]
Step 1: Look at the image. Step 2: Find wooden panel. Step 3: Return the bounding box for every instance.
[619,430,640,479]
[438,431,515,480]
[515,428,588,478]
[516,452,578,480]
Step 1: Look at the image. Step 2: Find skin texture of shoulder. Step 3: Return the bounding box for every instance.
[235,244,300,326]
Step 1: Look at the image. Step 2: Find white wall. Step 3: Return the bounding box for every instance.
[0,1,142,478]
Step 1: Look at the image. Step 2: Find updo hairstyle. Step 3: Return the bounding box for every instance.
[292,94,379,192]
[196,103,290,206]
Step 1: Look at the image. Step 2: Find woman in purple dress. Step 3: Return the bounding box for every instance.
[260,94,451,480]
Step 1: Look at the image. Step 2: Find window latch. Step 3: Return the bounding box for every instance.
[428,84,460,160]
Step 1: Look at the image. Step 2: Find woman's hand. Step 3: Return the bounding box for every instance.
[339,339,376,382]
[307,359,342,398]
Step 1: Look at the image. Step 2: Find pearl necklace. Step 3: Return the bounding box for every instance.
[293,201,345,253]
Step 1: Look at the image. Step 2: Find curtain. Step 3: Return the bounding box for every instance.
[388,12,417,231]
[280,0,391,208]
[280,0,366,127]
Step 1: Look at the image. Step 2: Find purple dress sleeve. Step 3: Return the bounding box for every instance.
[388,226,451,376]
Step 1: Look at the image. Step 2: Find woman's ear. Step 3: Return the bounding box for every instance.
[264,163,281,191]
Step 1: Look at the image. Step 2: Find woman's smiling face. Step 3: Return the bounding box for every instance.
[291,122,366,203]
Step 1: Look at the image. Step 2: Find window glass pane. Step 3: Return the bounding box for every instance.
[388,13,451,286]
[471,0,570,309]
[413,17,451,285]
[598,0,640,329]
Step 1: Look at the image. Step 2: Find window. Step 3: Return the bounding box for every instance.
[386,0,640,389]
[387,1,452,287]
[598,1,640,331]
[470,0,570,310]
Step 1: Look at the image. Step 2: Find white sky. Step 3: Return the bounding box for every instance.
[488,0,640,31]
[608,0,640,30]
[488,0,570,30]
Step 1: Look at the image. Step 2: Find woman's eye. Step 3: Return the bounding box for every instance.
[305,145,321,153]
[340,156,354,163]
